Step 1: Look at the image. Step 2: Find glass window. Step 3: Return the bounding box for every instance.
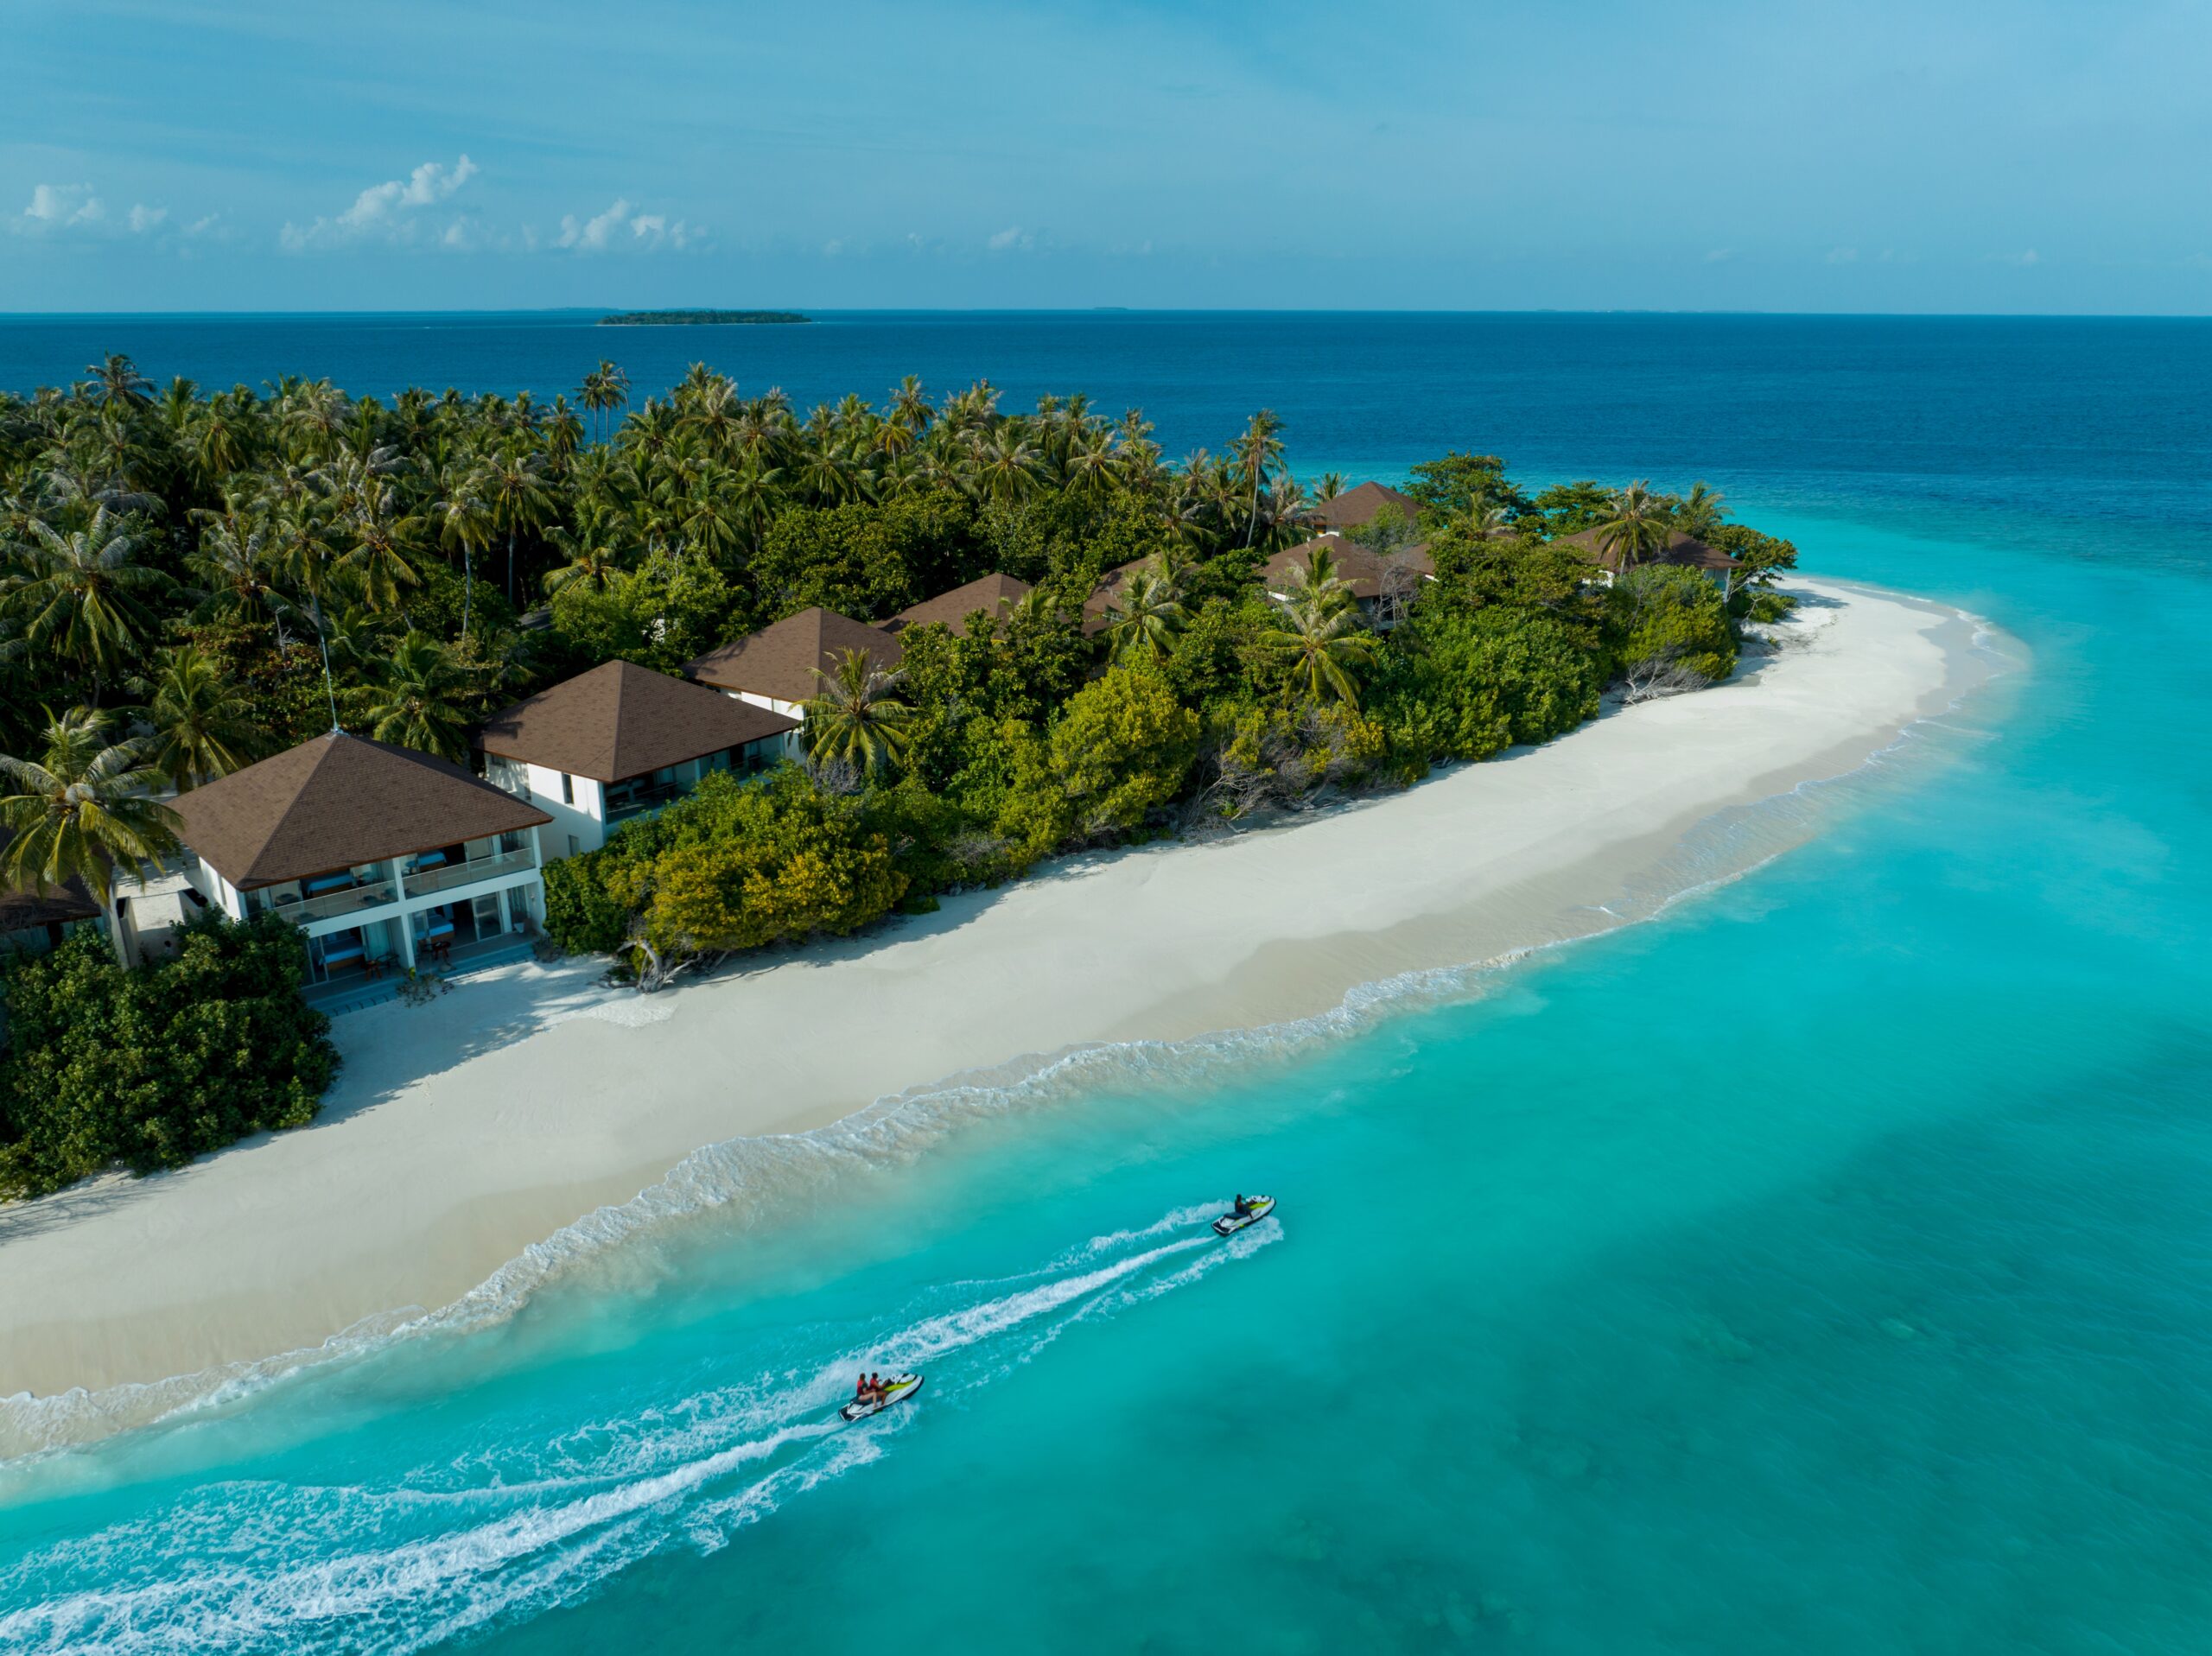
[560,772,574,805]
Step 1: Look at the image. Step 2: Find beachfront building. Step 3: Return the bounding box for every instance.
[0,842,102,960]
[1261,533,1436,629]
[1553,526,1738,581]
[169,731,553,992]
[1082,555,1156,636]
[1309,479,1427,536]
[887,572,1033,637]
[477,660,797,860]
[684,606,904,748]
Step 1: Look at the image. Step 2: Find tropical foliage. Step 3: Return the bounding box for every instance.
[0,914,338,1198]
[2,348,1797,991]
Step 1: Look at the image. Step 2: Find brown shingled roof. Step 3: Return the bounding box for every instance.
[1081,555,1163,636]
[0,831,101,933]
[1261,534,1435,601]
[478,660,796,784]
[169,732,552,890]
[684,606,904,704]
[889,572,1034,637]
[1553,526,1737,574]
[1309,480,1426,533]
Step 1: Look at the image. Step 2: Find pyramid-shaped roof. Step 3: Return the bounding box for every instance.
[684,606,903,704]
[478,660,796,784]
[890,572,1034,637]
[1309,480,1426,533]
[1261,534,1434,600]
[170,732,552,890]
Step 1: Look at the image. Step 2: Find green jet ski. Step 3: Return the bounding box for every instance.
[1213,1196,1276,1235]
[840,1373,925,1421]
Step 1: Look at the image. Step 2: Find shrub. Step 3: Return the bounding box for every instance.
[999,666,1200,852]
[0,913,339,1198]
[1606,565,1738,687]
[1371,606,1605,764]
[545,768,906,976]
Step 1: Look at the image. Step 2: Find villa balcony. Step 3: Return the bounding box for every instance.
[403,845,537,899]
[282,876,399,923]
[603,779,688,826]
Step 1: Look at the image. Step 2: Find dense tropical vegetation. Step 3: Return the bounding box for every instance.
[0,912,338,1198]
[0,353,1801,1126]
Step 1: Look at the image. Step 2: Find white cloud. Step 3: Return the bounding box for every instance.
[185,213,221,238]
[1826,246,1859,263]
[16,183,105,232]
[282,155,477,250]
[988,225,1030,252]
[556,199,696,253]
[128,204,168,234]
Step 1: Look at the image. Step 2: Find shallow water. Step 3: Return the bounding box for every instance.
[2,315,2209,1652]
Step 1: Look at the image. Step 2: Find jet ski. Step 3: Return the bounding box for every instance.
[840,1373,924,1421]
[1213,1196,1276,1235]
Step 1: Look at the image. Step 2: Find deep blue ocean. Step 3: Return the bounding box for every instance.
[2,314,2209,1653]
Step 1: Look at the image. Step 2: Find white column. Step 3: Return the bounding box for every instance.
[391,859,417,968]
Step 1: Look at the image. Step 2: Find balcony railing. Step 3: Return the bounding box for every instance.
[283,877,398,923]
[604,781,687,824]
[404,846,536,898]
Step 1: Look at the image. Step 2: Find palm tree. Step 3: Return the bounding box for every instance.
[1675,480,1729,540]
[542,521,626,595]
[802,648,912,777]
[1233,409,1285,547]
[888,375,932,433]
[474,448,556,606]
[1460,501,1516,539]
[337,485,423,612]
[599,361,632,443]
[1262,597,1378,708]
[1276,545,1357,620]
[1103,561,1187,663]
[429,463,493,635]
[971,434,1043,503]
[81,353,154,410]
[362,631,474,760]
[1594,481,1671,573]
[0,706,179,904]
[187,496,289,638]
[130,644,264,788]
[3,508,174,700]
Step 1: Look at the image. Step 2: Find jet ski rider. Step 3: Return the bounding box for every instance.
[1232,1195,1253,1217]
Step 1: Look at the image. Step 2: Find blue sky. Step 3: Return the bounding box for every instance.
[3,0,2208,314]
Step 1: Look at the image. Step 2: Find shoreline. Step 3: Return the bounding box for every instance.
[0,577,2004,1438]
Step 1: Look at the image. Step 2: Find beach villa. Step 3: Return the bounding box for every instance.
[477,659,797,860]
[887,572,1033,637]
[1554,525,1738,580]
[1309,479,1426,535]
[168,730,554,992]
[0,841,102,959]
[683,605,903,733]
[1261,533,1436,628]
[1083,555,1158,635]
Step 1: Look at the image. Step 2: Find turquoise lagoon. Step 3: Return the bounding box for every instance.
[1,315,2209,1653]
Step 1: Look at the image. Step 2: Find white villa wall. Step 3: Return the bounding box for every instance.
[518,761,607,861]
[730,691,808,759]
[182,829,548,978]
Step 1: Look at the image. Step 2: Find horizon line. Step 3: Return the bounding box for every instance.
[1,306,2209,323]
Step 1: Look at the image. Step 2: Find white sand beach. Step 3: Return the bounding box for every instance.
[0,578,1996,1416]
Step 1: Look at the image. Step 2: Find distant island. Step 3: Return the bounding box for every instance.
[598,309,810,327]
